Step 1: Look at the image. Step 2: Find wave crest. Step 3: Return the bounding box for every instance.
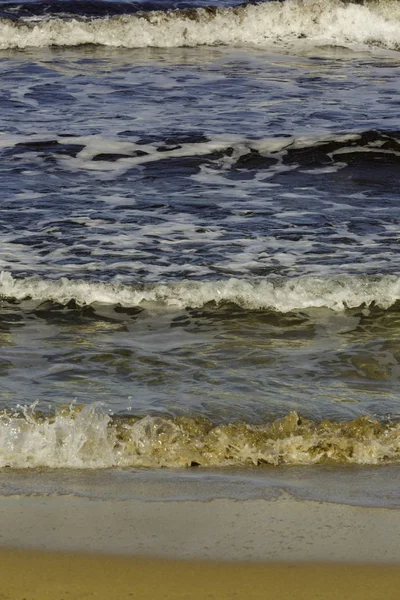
[0,0,399,50]
[1,403,399,468]
[1,271,400,312]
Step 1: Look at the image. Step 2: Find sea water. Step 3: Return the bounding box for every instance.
[0,1,399,495]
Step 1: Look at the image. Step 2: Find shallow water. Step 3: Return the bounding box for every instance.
[1,464,400,508]
[0,0,399,479]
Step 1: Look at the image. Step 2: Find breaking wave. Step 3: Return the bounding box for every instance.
[0,0,399,50]
[1,271,400,312]
[0,403,399,468]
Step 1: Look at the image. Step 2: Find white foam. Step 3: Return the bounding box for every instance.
[0,403,116,469]
[58,134,241,172]
[1,271,400,312]
[0,1,399,51]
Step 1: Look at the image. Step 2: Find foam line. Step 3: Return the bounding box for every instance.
[0,403,399,467]
[1,271,400,312]
[0,0,399,50]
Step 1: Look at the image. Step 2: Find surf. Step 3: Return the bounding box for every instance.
[1,402,399,468]
[1,271,400,312]
[0,0,399,51]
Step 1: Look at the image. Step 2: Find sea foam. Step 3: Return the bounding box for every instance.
[0,0,399,50]
[1,271,400,312]
[0,403,399,468]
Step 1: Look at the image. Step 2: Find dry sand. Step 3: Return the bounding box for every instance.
[1,549,400,600]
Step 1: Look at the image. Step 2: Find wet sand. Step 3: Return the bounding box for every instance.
[1,493,400,561]
[1,549,400,600]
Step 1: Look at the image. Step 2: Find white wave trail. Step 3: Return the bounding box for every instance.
[0,0,399,50]
[1,271,400,312]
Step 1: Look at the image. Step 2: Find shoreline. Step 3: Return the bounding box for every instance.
[1,492,400,562]
[1,550,400,600]
[1,473,399,599]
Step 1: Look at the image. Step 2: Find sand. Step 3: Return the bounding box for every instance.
[1,550,400,600]
[1,493,400,561]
